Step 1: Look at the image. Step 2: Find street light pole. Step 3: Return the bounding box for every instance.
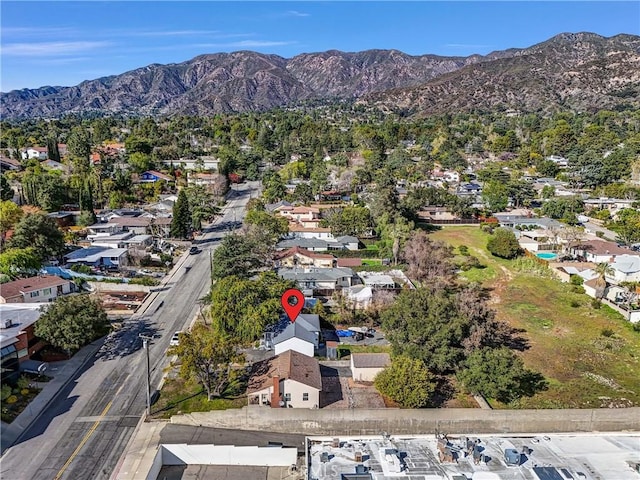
[139,334,152,418]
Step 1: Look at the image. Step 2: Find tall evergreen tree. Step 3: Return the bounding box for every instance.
[171,189,191,239]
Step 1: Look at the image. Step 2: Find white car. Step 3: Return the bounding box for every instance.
[170,331,181,347]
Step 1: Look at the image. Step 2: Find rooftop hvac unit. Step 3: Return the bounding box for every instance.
[1,319,13,329]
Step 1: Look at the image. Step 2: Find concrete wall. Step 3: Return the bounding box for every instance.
[87,282,152,293]
[172,406,640,435]
[351,365,384,382]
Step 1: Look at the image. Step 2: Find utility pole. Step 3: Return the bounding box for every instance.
[139,334,153,418]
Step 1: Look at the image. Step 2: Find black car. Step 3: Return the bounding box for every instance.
[188,246,200,255]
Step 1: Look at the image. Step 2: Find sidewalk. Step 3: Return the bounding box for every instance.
[0,339,102,454]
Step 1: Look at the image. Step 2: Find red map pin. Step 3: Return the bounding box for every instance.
[281,288,304,323]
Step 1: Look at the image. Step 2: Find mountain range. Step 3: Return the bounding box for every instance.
[1,32,639,119]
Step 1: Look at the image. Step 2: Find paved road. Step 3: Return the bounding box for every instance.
[0,181,260,480]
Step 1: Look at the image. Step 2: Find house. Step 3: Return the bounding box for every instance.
[569,240,634,263]
[87,222,123,240]
[0,275,74,304]
[269,314,321,357]
[109,215,151,234]
[494,214,563,231]
[247,350,321,408]
[357,271,396,290]
[275,247,335,268]
[150,216,172,238]
[350,353,391,382]
[265,200,293,213]
[0,304,50,377]
[64,246,128,269]
[47,211,76,228]
[278,267,356,296]
[344,285,373,309]
[458,182,483,195]
[288,224,335,241]
[187,172,227,194]
[163,157,221,171]
[21,147,48,160]
[40,159,67,172]
[583,198,636,217]
[609,255,640,284]
[0,156,22,171]
[333,235,360,251]
[275,238,330,252]
[417,207,459,222]
[546,155,569,168]
[137,170,173,183]
[279,206,320,223]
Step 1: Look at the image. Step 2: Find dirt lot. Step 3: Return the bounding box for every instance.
[319,363,385,409]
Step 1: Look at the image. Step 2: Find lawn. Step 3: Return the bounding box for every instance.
[337,344,392,359]
[430,226,640,409]
[151,373,247,419]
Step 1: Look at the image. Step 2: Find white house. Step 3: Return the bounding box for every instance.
[271,314,320,357]
[288,224,335,241]
[609,255,640,284]
[0,275,74,304]
[21,147,48,160]
[247,350,322,408]
[569,240,634,263]
[350,353,391,382]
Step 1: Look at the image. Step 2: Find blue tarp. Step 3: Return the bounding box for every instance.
[336,329,354,337]
[42,267,130,283]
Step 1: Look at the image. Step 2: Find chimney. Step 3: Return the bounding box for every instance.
[271,375,280,408]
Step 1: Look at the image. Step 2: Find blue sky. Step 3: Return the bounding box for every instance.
[1,1,638,92]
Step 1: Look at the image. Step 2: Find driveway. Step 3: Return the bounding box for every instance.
[319,362,385,409]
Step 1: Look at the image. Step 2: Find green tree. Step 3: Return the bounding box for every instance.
[486,228,521,259]
[593,262,615,299]
[291,183,313,204]
[382,288,468,373]
[77,210,97,227]
[8,213,65,260]
[481,181,509,213]
[321,206,372,237]
[35,295,109,354]
[170,190,191,239]
[169,322,236,400]
[0,247,41,278]
[0,200,23,245]
[262,171,287,203]
[128,152,154,173]
[609,208,640,244]
[209,273,294,344]
[457,347,547,403]
[244,209,289,242]
[374,356,436,408]
[0,175,13,201]
[67,126,91,162]
[212,233,266,280]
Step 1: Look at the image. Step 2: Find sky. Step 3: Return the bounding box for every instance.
[1,1,639,92]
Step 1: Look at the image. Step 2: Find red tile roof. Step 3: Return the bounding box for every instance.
[275,246,335,260]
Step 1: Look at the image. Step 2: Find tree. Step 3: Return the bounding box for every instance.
[209,272,294,344]
[262,170,286,203]
[170,190,191,239]
[169,322,236,400]
[593,262,614,299]
[292,183,313,204]
[77,210,97,227]
[402,230,456,288]
[457,347,547,403]
[381,288,469,373]
[35,295,109,354]
[212,233,267,280]
[609,208,640,244]
[0,247,41,278]
[0,200,23,245]
[0,175,13,201]
[128,152,154,173]
[486,228,521,259]
[481,180,509,213]
[321,206,372,237]
[8,213,65,260]
[374,356,436,408]
[244,209,289,243]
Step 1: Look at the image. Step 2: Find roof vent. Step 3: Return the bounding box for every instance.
[1,319,14,329]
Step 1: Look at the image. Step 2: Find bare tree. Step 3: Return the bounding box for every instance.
[403,230,456,288]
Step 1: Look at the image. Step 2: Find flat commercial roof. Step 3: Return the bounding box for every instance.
[307,434,640,480]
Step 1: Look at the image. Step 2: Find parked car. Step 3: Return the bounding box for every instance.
[170,331,181,347]
[189,246,200,255]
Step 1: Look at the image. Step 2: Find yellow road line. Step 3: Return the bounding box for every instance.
[53,400,112,480]
[54,383,125,480]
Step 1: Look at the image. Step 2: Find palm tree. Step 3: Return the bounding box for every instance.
[594,262,614,300]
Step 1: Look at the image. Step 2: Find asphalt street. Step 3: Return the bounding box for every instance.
[0,181,260,480]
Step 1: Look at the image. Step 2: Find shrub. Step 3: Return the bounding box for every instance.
[570,275,584,286]
[139,255,153,267]
[591,298,602,309]
[129,276,160,286]
[21,388,30,395]
[6,395,17,404]
[71,264,92,274]
[16,375,30,390]
[487,228,521,259]
[570,299,581,308]
[601,328,615,337]
[458,245,469,256]
[1,384,11,401]
[595,231,605,238]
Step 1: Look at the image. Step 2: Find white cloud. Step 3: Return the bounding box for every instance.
[284,10,310,17]
[2,41,112,56]
[194,40,295,49]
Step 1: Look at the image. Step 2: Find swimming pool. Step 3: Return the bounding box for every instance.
[536,252,558,260]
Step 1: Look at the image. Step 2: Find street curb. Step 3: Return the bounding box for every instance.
[0,340,103,455]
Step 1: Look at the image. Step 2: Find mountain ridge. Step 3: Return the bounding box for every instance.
[1,32,638,119]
